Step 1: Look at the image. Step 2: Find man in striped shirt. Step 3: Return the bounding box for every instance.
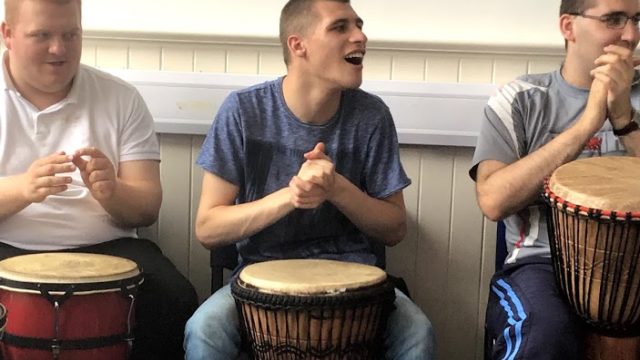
[470,0,640,358]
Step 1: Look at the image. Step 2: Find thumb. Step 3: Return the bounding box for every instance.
[304,142,326,160]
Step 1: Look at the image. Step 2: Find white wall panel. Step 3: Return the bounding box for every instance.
[84,35,565,359]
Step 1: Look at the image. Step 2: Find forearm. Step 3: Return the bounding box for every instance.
[195,187,295,249]
[329,174,406,246]
[477,121,596,220]
[0,175,31,220]
[98,179,162,228]
[618,131,640,156]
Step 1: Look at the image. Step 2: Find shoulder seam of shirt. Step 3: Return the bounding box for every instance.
[487,79,548,158]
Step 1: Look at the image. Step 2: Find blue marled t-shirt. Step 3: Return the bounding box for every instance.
[197,77,410,267]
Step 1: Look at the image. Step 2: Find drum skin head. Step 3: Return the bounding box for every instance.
[549,156,640,213]
[0,253,140,284]
[238,259,387,295]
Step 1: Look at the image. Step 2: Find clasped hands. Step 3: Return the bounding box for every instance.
[588,44,640,129]
[289,142,336,209]
[21,147,116,203]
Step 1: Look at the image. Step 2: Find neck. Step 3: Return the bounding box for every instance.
[561,54,594,89]
[282,74,342,125]
[5,57,71,110]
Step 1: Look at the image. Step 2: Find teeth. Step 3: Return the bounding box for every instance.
[345,52,364,59]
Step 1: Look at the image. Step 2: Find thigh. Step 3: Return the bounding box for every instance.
[485,262,585,360]
[188,284,239,333]
[386,288,435,360]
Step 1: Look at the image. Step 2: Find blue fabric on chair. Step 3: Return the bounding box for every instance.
[485,220,507,360]
[495,220,507,271]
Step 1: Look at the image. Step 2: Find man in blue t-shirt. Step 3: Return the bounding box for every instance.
[184,0,435,359]
[471,0,640,358]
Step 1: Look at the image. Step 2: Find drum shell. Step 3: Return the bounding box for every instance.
[231,277,395,360]
[546,197,640,334]
[0,271,142,360]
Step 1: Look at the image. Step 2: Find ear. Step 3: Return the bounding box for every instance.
[287,34,306,61]
[559,14,577,43]
[1,22,12,50]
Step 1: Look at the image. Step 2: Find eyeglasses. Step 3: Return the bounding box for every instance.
[568,11,640,29]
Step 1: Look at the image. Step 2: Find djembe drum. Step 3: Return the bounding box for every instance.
[544,156,640,359]
[231,259,396,359]
[0,253,143,360]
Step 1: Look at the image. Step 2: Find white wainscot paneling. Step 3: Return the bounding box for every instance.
[106,69,497,146]
[116,69,497,360]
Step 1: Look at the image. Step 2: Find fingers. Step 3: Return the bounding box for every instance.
[304,142,330,161]
[23,152,76,202]
[72,147,104,170]
[591,45,636,123]
[297,159,334,187]
[72,147,117,200]
[289,176,327,209]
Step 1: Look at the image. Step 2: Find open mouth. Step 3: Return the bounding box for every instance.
[345,52,364,66]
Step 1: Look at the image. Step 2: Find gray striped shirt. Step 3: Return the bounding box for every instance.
[470,69,637,265]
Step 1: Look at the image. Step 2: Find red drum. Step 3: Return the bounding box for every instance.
[0,253,143,360]
[544,156,640,359]
[232,259,395,359]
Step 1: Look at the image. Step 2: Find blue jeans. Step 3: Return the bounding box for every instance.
[185,284,435,359]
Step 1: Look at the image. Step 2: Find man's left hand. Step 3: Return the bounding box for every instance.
[72,147,117,201]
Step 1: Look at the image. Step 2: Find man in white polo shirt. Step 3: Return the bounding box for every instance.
[0,0,198,358]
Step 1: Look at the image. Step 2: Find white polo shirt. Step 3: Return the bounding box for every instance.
[0,59,160,250]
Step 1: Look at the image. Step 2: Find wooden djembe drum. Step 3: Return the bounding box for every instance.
[0,253,143,360]
[543,156,640,359]
[231,259,396,359]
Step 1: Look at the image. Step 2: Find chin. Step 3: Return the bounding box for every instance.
[342,77,363,89]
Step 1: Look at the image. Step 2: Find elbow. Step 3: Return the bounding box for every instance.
[195,221,216,249]
[137,212,159,228]
[478,197,507,222]
[383,219,407,247]
[195,217,229,249]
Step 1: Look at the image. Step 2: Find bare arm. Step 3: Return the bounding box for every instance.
[329,178,406,246]
[73,147,161,228]
[101,160,162,228]
[301,143,407,246]
[618,130,640,156]
[195,172,295,249]
[0,151,75,220]
[476,78,608,221]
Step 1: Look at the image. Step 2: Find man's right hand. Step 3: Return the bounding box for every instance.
[20,151,75,203]
[576,74,609,135]
[289,142,336,209]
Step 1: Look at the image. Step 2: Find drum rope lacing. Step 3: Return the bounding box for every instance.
[232,278,396,359]
[544,179,640,335]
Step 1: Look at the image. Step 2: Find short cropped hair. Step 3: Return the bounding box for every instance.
[279,0,350,65]
[5,0,81,26]
[559,0,593,15]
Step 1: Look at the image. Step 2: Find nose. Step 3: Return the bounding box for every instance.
[48,36,66,55]
[352,27,367,45]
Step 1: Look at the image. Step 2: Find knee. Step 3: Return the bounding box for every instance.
[185,287,238,339]
[532,308,582,345]
[386,290,436,358]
